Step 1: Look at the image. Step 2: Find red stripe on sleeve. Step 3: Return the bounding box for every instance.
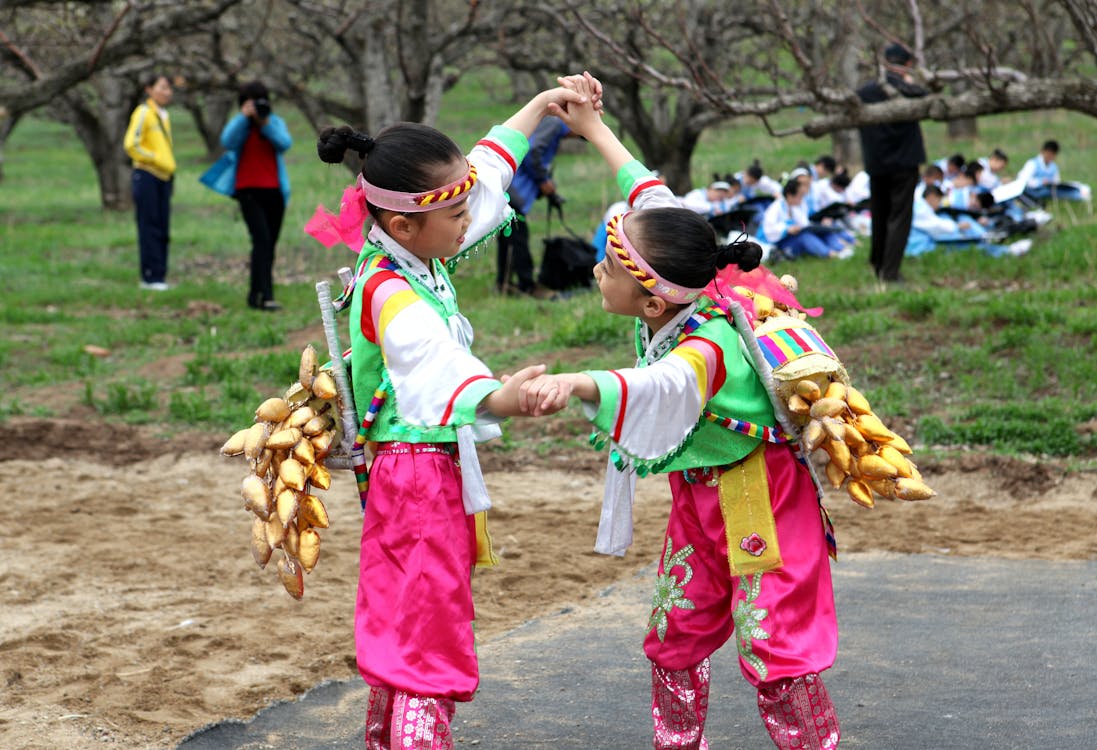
[681,335,727,399]
[628,178,664,206]
[476,138,517,173]
[440,375,492,425]
[610,370,629,442]
[358,269,404,344]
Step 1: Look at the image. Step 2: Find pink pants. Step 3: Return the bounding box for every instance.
[355,444,478,702]
[643,443,837,685]
[365,685,456,750]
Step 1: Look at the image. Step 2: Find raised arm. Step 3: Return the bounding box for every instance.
[502,86,589,140]
[550,73,633,174]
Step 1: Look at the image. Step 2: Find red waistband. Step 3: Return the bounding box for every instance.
[373,441,457,457]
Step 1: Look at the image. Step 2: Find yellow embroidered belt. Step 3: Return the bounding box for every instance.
[718,443,784,576]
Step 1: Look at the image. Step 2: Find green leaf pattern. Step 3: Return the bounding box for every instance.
[732,573,770,680]
[647,537,696,642]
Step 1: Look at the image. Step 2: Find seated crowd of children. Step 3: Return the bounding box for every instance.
[662,139,1090,264]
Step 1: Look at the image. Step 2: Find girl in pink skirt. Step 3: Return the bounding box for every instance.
[521,74,841,750]
[306,82,597,749]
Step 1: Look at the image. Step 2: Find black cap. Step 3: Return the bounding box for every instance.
[884,43,913,65]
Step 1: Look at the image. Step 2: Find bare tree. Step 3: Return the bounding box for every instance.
[498,0,780,195]
[268,1,505,137]
[560,0,1097,171]
[0,0,245,206]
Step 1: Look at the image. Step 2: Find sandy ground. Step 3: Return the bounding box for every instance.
[0,415,1093,749]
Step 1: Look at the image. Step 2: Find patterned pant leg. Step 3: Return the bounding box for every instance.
[651,658,711,750]
[390,691,456,750]
[365,685,393,750]
[756,673,840,750]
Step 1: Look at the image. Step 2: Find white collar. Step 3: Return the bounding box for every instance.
[365,224,452,300]
[639,302,700,365]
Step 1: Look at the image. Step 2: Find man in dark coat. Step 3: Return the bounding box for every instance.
[857,43,928,283]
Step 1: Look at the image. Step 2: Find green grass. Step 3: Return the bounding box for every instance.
[1,70,1096,463]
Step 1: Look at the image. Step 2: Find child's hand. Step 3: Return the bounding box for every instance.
[487,364,548,417]
[550,73,602,137]
[558,71,604,114]
[519,373,574,417]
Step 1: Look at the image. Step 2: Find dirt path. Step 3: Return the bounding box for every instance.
[0,417,1093,749]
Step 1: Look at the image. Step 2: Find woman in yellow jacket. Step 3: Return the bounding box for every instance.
[124,74,176,291]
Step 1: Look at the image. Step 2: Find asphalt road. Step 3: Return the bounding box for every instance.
[178,553,1097,749]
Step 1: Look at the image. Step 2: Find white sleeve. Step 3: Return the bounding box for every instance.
[1016,158,1037,188]
[461,144,514,250]
[760,200,788,242]
[377,297,497,426]
[584,356,706,461]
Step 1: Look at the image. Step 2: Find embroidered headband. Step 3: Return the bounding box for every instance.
[605,211,705,303]
[305,162,478,252]
[357,162,478,213]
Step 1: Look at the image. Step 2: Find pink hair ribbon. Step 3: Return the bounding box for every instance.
[304,184,368,253]
[304,162,478,252]
[705,264,823,317]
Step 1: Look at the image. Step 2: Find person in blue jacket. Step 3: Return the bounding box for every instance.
[496,115,572,294]
[200,80,292,311]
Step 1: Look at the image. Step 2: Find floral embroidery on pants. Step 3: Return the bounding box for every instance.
[649,536,696,642]
[733,573,771,680]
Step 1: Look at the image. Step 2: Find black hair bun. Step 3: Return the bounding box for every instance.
[716,239,763,272]
[316,125,374,163]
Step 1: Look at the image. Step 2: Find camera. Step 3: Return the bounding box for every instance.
[253,97,271,119]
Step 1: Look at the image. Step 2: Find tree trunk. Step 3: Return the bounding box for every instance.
[185,93,236,158]
[833,14,864,170]
[946,75,978,139]
[0,113,20,182]
[629,126,698,196]
[656,139,698,197]
[947,117,978,138]
[62,76,137,211]
[830,129,862,171]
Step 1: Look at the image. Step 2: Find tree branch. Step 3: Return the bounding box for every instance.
[0,0,244,117]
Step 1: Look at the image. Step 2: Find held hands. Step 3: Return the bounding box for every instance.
[487,364,572,418]
[484,366,581,418]
[518,372,576,417]
[549,71,605,138]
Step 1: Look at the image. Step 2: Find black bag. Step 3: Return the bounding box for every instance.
[539,236,597,291]
[537,201,597,291]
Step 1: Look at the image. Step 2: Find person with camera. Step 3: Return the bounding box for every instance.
[200,80,293,310]
[496,114,573,295]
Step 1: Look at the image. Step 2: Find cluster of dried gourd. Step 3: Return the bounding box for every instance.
[220,345,343,599]
[736,275,936,509]
[789,379,935,507]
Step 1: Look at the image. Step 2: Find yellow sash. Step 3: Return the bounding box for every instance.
[474,511,499,567]
[719,444,784,575]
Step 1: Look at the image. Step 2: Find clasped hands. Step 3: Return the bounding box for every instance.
[485,365,587,418]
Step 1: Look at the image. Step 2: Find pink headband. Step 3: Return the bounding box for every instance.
[304,162,478,252]
[357,162,478,213]
[605,212,705,303]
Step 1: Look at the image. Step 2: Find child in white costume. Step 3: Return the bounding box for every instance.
[523,73,841,750]
[305,82,596,750]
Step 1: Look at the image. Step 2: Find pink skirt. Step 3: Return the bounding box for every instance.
[643,443,837,687]
[355,443,479,701]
